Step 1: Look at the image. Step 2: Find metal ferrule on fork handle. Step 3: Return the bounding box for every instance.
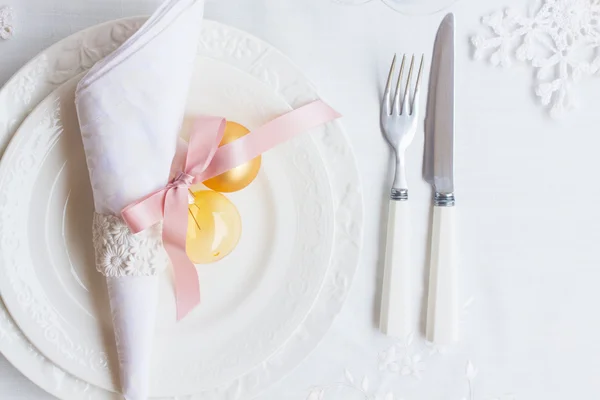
[391,188,408,201]
[434,192,455,207]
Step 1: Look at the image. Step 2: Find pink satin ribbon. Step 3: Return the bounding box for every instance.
[121,100,341,320]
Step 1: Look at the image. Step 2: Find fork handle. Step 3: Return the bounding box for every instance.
[426,205,458,345]
[380,199,411,338]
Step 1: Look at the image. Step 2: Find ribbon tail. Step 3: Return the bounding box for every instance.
[162,187,200,320]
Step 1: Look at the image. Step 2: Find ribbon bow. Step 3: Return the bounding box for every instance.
[122,100,341,320]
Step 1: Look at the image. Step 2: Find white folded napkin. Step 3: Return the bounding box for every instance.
[75,1,204,398]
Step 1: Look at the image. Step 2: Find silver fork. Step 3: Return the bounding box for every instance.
[379,54,424,337]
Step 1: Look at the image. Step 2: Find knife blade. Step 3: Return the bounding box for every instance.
[424,12,455,201]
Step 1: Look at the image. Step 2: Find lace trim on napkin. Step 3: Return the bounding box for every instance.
[0,6,14,40]
[92,213,169,277]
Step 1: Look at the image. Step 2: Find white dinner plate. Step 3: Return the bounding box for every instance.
[0,19,363,400]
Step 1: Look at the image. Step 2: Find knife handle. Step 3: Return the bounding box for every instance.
[426,205,458,345]
[380,199,411,338]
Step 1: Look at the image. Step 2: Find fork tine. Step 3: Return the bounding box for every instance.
[411,54,425,114]
[383,54,397,115]
[401,55,415,115]
[392,55,406,115]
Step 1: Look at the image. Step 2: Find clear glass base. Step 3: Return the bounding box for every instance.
[309,384,368,400]
[332,0,373,4]
[381,0,458,15]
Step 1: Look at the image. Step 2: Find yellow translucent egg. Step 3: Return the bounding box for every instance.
[186,190,242,264]
[203,121,261,193]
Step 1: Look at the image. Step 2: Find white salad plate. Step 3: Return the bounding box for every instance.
[0,18,363,400]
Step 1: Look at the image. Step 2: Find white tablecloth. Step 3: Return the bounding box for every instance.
[2,0,600,399]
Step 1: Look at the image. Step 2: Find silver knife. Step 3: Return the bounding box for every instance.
[424,13,458,345]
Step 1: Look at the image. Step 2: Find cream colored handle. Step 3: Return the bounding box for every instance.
[379,200,411,338]
[426,205,458,345]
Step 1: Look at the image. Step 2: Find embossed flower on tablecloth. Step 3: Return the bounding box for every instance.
[378,333,426,378]
[330,370,403,400]
[399,354,426,378]
[306,388,325,400]
[0,6,15,40]
[378,344,399,372]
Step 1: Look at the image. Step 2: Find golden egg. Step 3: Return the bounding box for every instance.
[186,190,242,264]
[203,121,261,193]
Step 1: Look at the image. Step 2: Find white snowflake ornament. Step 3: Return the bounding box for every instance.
[471,0,600,117]
[0,6,14,40]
